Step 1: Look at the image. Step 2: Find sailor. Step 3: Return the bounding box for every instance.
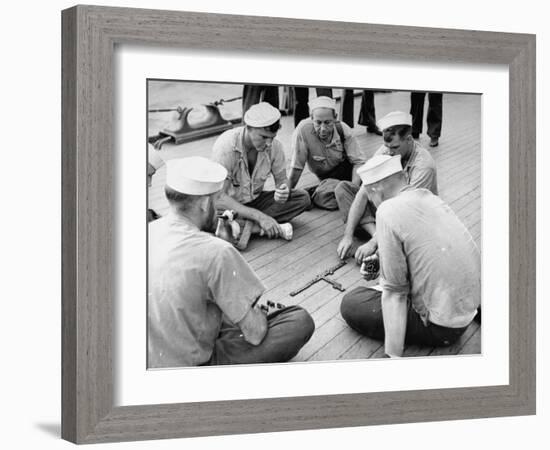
[340,154,480,357]
[288,96,366,210]
[212,102,311,250]
[148,156,314,367]
[335,111,438,262]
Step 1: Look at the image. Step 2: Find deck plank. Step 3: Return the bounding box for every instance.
[429,321,481,356]
[340,336,383,360]
[297,316,349,361]
[308,327,363,362]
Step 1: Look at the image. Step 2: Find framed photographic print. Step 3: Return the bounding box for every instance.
[62,5,535,444]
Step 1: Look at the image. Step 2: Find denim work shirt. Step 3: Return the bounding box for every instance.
[290,119,366,178]
[212,127,288,205]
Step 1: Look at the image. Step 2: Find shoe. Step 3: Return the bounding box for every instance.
[412,132,420,139]
[429,137,439,147]
[366,126,382,136]
[279,223,293,241]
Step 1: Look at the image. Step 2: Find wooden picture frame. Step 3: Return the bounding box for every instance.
[61,5,536,444]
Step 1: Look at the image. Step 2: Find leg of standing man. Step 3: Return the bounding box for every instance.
[316,87,333,98]
[410,91,426,139]
[339,89,355,128]
[358,90,382,135]
[242,85,280,115]
[426,92,443,147]
[293,87,310,126]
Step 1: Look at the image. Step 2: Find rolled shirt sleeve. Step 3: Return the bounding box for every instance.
[270,140,289,188]
[407,160,438,195]
[290,126,308,171]
[341,122,366,166]
[207,243,266,324]
[211,133,236,184]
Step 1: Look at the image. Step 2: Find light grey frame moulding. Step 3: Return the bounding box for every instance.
[61,4,536,444]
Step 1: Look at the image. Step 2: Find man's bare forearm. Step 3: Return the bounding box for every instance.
[238,306,268,345]
[381,290,408,357]
[344,190,369,237]
[288,168,303,190]
[351,165,362,185]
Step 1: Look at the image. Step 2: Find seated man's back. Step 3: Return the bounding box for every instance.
[148,213,264,367]
[377,188,480,328]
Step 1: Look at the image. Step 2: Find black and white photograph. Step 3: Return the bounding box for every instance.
[3,0,546,447]
[147,81,482,368]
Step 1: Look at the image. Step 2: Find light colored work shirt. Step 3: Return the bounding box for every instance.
[212,126,288,204]
[377,188,480,328]
[290,119,366,178]
[148,212,265,367]
[375,141,438,195]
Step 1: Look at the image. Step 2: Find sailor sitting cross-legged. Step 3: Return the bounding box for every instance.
[288,96,367,210]
[212,102,311,250]
[148,156,314,367]
[340,154,480,357]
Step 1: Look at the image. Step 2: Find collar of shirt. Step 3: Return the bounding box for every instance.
[232,126,273,169]
[402,141,419,172]
[166,211,201,232]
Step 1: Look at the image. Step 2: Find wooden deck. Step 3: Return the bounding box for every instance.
[148,88,482,361]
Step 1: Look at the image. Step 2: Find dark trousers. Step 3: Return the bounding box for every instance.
[340,287,468,348]
[339,89,355,128]
[339,89,377,129]
[242,85,280,115]
[310,159,354,210]
[207,305,315,364]
[357,90,377,129]
[410,92,443,138]
[245,189,311,223]
[318,158,354,182]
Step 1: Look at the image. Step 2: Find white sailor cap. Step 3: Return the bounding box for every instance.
[357,154,403,185]
[308,96,337,112]
[377,111,412,131]
[165,156,227,195]
[243,102,281,128]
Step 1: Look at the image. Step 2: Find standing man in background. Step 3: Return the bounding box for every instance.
[410,91,443,147]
